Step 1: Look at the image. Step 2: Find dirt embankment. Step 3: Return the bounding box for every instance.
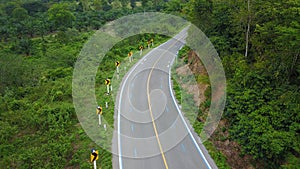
[176,51,254,169]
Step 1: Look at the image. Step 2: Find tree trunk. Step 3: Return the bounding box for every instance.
[245,0,251,58]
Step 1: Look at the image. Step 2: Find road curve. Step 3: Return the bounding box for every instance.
[113,27,218,169]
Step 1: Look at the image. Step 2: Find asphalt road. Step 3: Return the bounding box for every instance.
[113,27,218,169]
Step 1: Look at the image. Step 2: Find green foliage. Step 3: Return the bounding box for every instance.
[181,0,300,167]
[196,74,209,84]
[226,61,300,167]
[183,0,213,32]
[281,153,300,169]
[172,77,182,104]
[0,17,169,168]
[48,3,75,31]
[3,1,18,16]
[0,29,92,168]
[204,141,231,169]
[17,38,32,56]
[165,0,183,14]
[21,1,48,15]
[169,1,300,167]
[1,0,299,168]
[12,7,28,21]
[111,0,122,9]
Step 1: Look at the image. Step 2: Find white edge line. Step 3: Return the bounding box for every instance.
[168,47,212,169]
[117,40,169,169]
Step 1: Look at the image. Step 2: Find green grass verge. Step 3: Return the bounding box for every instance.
[171,46,231,169]
[93,34,170,169]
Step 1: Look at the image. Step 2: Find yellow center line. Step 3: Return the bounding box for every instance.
[146,34,185,169]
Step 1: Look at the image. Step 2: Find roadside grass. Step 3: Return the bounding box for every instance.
[94,34,170,169]
[171,46,231,169]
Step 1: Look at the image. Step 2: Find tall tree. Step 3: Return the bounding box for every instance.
[48,3,75,31]
[4,2,18,16]
[183,0,213,29]
[12,7,29,22]
[18,37,32,56]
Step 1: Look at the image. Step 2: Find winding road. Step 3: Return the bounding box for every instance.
[112,27,218,169]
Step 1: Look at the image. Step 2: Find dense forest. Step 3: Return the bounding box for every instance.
[0,0,299,169]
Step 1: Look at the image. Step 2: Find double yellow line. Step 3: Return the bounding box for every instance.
[146,34,185,169]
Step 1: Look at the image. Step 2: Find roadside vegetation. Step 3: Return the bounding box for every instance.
[0,1,170,168]
[172,46,231,169]
[172,1,300,168]
[0,0,299,169]
[93,33,170,168]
